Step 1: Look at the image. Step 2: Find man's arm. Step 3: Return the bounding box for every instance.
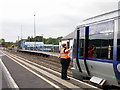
[58,54,61,59]
[65,48,72,53]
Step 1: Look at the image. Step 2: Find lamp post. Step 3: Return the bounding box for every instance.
[34,14,36,38]
[34,14,36,51]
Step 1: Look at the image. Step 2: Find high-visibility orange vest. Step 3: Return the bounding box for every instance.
[60,48,70,59]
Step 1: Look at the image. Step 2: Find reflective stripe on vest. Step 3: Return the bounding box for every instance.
[60,48,70,59]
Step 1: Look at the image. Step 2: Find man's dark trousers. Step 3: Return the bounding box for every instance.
[60,58,70,79]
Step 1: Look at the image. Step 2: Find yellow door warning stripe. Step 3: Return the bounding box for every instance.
[2,52,62,90]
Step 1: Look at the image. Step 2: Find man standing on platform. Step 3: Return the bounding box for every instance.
[59,43,71,80]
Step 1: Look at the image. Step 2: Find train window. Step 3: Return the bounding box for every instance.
[73,30,77,57]
[117,32,120,61]
[79,28,85,57]
[88,21,114,60]
[89,21,114,35]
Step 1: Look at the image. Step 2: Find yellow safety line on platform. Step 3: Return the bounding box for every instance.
[2,52,63,90]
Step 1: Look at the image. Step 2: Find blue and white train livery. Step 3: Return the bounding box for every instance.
[72,9,120,87]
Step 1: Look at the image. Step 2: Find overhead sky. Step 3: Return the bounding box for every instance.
[0,0,119,42]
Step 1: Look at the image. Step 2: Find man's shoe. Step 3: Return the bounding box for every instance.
[61,78,65,79]
[64,78,70,80]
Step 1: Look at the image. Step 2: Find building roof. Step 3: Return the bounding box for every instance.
[61,32,73,40]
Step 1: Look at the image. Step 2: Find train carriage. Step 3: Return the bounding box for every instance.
[72,9,120,87]
[24,42,59,53]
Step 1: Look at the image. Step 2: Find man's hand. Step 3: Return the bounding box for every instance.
[58,55,61,59]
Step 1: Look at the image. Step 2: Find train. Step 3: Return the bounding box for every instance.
[24,43,59,53]
[71,9,120,87]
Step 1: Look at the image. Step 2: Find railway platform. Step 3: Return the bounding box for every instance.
[2,73,9,89]
[0,50,99,89]
[18,49,59,57]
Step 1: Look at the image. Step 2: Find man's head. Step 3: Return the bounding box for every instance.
[62,43,67,48]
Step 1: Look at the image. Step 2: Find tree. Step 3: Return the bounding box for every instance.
[45,36,63,45]
[57,36,63,40]
[34,36,43,42]
[15,36,63,46]
[46,38,53,44]
[27,36,31,42]
[0,38,5,47]
[0,38,5,43]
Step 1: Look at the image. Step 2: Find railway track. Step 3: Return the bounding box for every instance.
[6,50,73,77]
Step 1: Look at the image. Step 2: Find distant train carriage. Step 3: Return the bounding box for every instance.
[72,10,120,87]
[42,44,59,52]
[43,44,53,52]
[24,42,59,53]
[51,45,59,53]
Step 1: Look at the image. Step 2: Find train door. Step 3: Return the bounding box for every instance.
[72,27,90,76]
[72,29,82,73]
[78,27,90,76]
[116,32,120,85]
[114,19,120,85]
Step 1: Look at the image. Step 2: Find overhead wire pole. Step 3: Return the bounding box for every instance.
[18,36,19,42]
[41,34,44,43]
[18,36,19,48]
[42,34,44,51]
[34,14,36,51]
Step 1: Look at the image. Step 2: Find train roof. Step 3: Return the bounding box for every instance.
[62,10,120,40]
[77,9,120,28]
[44,44,59,46]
